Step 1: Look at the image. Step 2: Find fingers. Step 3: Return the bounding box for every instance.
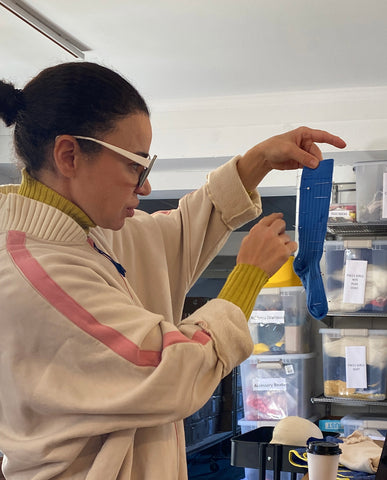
[237,213,298,276]
[256,213,287,238]
[294,126,346,169]
[295,148,321,169]
[298,127,347,150]
[256,212,283,227]
[294,127,347,148]
[283,239,298,255]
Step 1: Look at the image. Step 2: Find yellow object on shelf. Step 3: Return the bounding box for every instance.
[264,256,302,288]
[252,343,270,355]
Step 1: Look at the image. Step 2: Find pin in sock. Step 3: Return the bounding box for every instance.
[293,159,334,320]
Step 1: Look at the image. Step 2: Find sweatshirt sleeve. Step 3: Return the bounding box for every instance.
[205,155,262,231]
[101,156,263,322]
[4,244,252,436]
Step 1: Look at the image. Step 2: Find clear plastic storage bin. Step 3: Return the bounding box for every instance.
[355,160,387,223]
[320,328,387,401]
[240,352,315,421]
[328,203,356,224]
[238,418,282,434]
[341,414,387,440]
[324,239,387,314]
[248,287,310,355]
[238,417,318,435]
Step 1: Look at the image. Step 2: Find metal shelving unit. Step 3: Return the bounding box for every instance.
[326,222,387,238]
[321,203,387,417]
[311,394,387,418]
[312,394,387,408]
[326,311,387,317]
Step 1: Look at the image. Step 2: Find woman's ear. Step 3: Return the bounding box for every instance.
[53,135,80,178]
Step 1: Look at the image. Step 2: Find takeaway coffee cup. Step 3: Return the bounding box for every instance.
[307,441,341,480]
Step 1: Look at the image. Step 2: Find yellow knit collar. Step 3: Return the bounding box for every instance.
[18,169,96,233]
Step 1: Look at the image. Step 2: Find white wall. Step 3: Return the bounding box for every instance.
[2,85,387,194]
[151,85,387,157]
[148,85,387,194]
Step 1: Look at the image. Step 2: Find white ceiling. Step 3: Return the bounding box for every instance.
[1,0,387,105]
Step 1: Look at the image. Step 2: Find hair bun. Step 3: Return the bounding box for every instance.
[0,81,25,126]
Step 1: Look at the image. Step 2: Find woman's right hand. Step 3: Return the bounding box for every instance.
[236,212,298,277]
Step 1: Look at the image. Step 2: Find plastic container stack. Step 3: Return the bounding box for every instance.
[240,352,316,422]
[236,257,316,479]
[320,328,387,401]
[355,160,387,224]
[324,239,387,314]
[248,287,310,355]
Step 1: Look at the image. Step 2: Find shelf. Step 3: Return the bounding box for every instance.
[311,394,387,408]
[326,311,387,317]
[327,222,387,237]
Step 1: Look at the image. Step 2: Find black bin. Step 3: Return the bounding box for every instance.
[231,426,306,480]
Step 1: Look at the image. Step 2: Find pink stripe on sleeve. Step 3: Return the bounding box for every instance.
[7,231,212,368]
[7,230,161,367]
[163,330,211,348]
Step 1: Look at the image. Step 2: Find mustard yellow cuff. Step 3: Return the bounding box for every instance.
[218,263,269,320]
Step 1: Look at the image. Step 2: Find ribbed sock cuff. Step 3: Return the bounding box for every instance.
[218,264,269,320]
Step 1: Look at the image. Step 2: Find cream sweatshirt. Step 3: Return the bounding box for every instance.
[0,156,263,479]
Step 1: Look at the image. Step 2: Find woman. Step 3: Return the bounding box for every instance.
[0,62,346,479]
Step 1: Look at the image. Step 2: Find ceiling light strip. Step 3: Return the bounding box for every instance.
[0,0,89,58]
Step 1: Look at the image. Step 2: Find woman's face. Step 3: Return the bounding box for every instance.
[71,112,153,230]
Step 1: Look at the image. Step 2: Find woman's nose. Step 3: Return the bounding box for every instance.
[135,178,151,196]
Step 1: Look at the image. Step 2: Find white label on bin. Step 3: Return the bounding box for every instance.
[345,345,367,389]
[250,310,285,324]
[342,260,368,304]
[329,210,351,219]
[252,377,286,392]
[383,172,387,218]
[284,364,295,375]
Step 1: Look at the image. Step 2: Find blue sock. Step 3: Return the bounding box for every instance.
[293,159,334,320]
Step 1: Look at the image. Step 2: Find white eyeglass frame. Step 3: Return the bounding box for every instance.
[73,135,157,187]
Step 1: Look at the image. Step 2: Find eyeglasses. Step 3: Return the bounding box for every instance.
[73,135,157,188]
